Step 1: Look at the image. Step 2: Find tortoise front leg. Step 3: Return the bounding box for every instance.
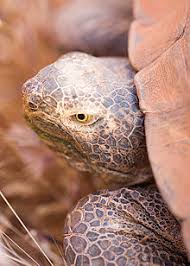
[63,185,188,265]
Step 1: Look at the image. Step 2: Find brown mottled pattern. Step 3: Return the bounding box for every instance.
[64,185,187,266]
[22,53,189,265]
[22,52,152,187]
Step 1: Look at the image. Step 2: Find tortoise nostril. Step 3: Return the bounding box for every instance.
[26,94,42,111]
[28,102,38,111]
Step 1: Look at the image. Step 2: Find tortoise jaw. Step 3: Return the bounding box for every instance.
[24,113,153,186]
[24,112,92,172]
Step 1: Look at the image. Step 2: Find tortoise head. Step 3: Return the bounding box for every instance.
[22,52,152,186]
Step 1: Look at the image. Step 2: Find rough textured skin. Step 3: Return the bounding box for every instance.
[22,53,189,264]
[22,52,152,187]
[130,0,190,256]
[64,185,188,265]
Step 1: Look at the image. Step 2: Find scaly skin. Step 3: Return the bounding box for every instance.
[64,185,187,265]
[22,53,188,265]
[22,52,152,187]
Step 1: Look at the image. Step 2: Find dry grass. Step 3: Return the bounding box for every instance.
[0,1,95,264]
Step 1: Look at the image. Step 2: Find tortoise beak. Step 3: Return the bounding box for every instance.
[22,78,43,114]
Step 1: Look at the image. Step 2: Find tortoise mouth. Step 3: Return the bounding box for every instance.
[24,113,91,169]
[24,113,153,186]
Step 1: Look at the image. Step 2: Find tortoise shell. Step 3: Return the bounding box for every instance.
[130,0,190,257]
[52,0,190,256]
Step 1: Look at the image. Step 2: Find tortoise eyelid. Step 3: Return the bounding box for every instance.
[70,113,101,126]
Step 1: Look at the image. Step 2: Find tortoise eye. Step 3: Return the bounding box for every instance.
[75,114,93,124]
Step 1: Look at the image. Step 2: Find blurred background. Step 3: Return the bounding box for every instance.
[0,0,132,264]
